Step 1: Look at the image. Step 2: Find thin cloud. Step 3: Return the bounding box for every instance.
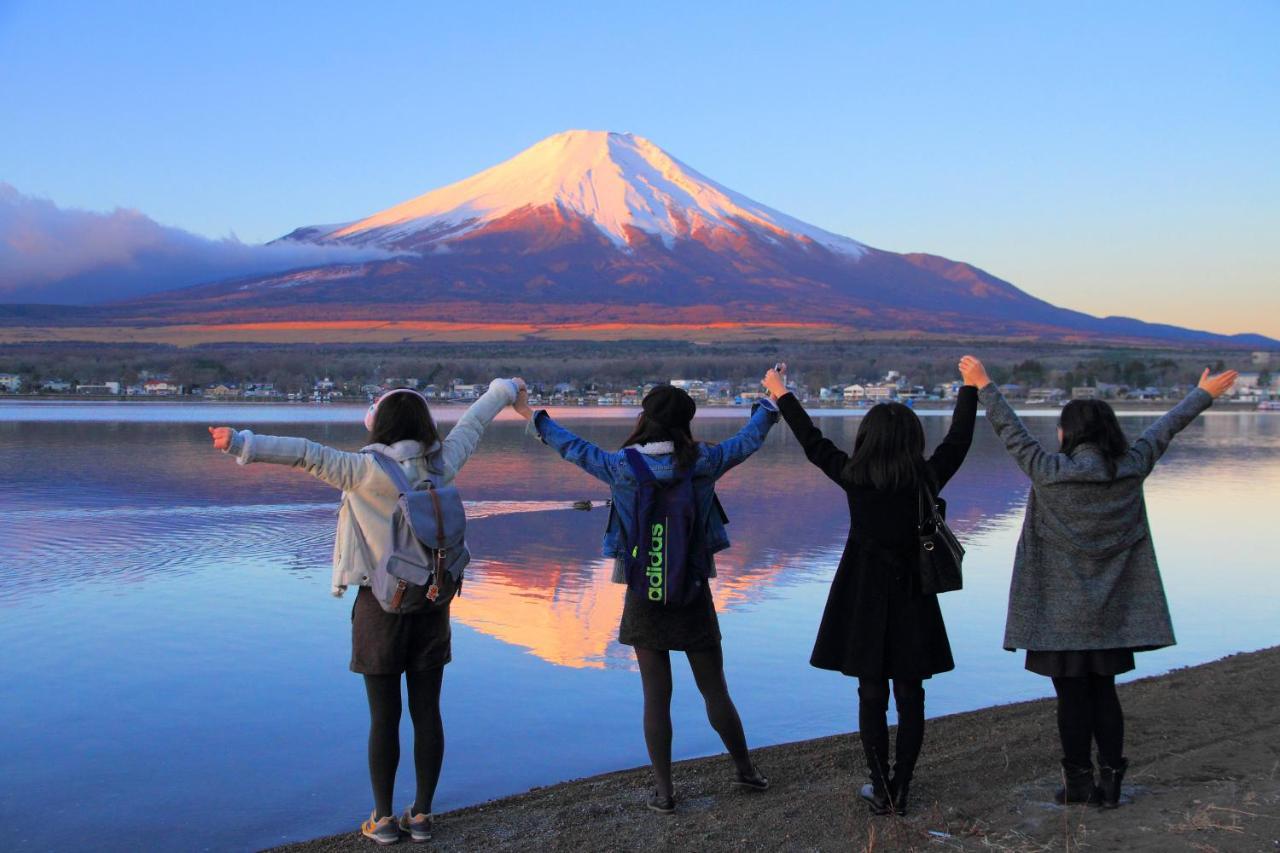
[0,183,396,304]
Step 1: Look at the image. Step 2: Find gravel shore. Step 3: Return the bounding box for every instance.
[273,647,1280,852]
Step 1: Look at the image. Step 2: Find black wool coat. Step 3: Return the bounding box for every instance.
[777,388,977,680]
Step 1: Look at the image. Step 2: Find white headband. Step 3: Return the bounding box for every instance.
[364,388,430,431]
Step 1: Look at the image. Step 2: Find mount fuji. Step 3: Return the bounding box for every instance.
[66,131,1272,345]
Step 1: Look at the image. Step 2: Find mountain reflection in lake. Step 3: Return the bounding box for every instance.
[1,405,1277,852]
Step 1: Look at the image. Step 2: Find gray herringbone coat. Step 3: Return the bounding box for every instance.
[980,385,1214,652]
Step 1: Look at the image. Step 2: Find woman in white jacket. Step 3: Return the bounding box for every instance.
[209,378,520,845]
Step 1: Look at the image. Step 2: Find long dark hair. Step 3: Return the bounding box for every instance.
[843,402,927,491]
[368,390,439,447]
[620,415,700,472]
[1058,399,1127,459]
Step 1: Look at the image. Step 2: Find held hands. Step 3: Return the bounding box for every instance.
[208,426,234,451]
[1197,368,1238,399]
[958,355,991,388]
[511,377,533,419]
[761,363,788,400]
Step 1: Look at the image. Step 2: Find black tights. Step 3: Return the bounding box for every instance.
[363,668,445,819]
[634,646,754,799]
[857,678,925,784]
[1052,674,1124,768]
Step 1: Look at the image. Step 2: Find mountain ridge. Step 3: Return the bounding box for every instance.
[3,130,1273,347]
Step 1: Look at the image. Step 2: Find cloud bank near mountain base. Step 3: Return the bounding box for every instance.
[0,183,394,304]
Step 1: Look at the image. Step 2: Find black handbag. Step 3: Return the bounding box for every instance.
[916,481,964,595]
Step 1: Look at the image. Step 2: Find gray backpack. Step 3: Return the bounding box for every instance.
[364,450,470,614]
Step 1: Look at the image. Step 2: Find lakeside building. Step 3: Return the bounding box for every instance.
[76,382,121,395]
[0,373,22,392]
[41,379,73,392]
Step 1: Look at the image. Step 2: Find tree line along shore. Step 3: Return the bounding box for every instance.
[1,340,1276,407]
[273,647,1280,853]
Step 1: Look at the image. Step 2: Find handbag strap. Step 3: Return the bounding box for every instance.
[917,476,941,532]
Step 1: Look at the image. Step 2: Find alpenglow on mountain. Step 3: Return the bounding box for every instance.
[119,130,1268,345]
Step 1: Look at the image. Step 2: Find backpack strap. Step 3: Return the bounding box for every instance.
[365,450,418,496]
[624,448,656,483]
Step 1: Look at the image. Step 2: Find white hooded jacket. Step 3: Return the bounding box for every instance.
[223,378,518,596]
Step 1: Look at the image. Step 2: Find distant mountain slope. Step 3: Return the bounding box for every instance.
[5,130,1273,346]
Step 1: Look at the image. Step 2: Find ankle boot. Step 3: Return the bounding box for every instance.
[1054,760,1101,805]
[1097,757,1128,809]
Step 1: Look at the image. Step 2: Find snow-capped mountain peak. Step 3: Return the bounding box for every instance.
[300,130,866,255]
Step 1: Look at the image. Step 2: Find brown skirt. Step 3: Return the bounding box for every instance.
[618,583,721,652]
[350,585,453,675]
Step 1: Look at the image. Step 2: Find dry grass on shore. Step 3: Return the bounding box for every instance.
[273,648,1280,852]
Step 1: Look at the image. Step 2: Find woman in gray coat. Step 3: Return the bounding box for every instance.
[967,356,1237,808]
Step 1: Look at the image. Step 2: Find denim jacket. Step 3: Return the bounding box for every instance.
[532,400,779,576]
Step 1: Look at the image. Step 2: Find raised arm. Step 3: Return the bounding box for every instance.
[975,377,1063,483]
[528,411,622,485]
[697,399,779,479]
[438,378,519,480]
[210,426,372,491]
[927,385,978,488]
[1126,369,1234,475]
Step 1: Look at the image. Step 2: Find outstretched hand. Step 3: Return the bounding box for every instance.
[762,363,788,399]
[208,426,234,451]
[958,355,991,388]
[1197,368,1238,399]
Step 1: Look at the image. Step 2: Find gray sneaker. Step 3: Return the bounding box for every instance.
[361,812,401,845]
[399,807,433,842]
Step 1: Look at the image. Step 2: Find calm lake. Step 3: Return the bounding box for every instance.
[1,401,1277,851]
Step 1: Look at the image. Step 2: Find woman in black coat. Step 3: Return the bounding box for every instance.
[762,359,979,815]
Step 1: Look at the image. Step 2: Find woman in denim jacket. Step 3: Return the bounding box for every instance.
[515,383,778,815]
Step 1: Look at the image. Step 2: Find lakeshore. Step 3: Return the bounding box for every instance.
[275,647,1280,853]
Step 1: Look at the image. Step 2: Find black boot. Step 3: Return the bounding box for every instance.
[888,776,910,816]
[1097,758,1128,809]
[1054,760,1101,805]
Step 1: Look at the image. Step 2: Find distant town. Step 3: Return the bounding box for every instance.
[2,350,1277,408]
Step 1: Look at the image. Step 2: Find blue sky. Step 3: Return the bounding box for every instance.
[1,1,1277,335]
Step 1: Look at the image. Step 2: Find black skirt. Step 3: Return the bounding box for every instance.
[618,582,721,652]
[349,584,453,675]
[1025,648,1136,677]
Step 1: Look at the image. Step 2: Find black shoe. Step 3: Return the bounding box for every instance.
[646,791,675,815]
[1054,760,1102,805]
[859,781,893,816]
[733,766,770,791]
[1098,758,1128,809]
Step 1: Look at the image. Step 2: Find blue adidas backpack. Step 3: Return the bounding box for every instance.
[622,449,705,607]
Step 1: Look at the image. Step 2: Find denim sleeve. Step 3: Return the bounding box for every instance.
[533,410,622,485]
[698,400,779,479]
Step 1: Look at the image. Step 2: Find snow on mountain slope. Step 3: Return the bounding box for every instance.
[296,130,868,255]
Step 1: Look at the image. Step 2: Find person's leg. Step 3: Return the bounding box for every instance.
[634,647,675,800]
[686,646,755,778]
[857,678,892,784]
[405,667,445,816]
[1089,673,1129,806]
[1087,674,1124,768]
[362,674,403,819]
[890,678,926,783]
[1050,676,1093,768]
[1051,675,1100,803]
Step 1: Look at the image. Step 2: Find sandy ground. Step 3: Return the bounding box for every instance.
[273,646,1280,852]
